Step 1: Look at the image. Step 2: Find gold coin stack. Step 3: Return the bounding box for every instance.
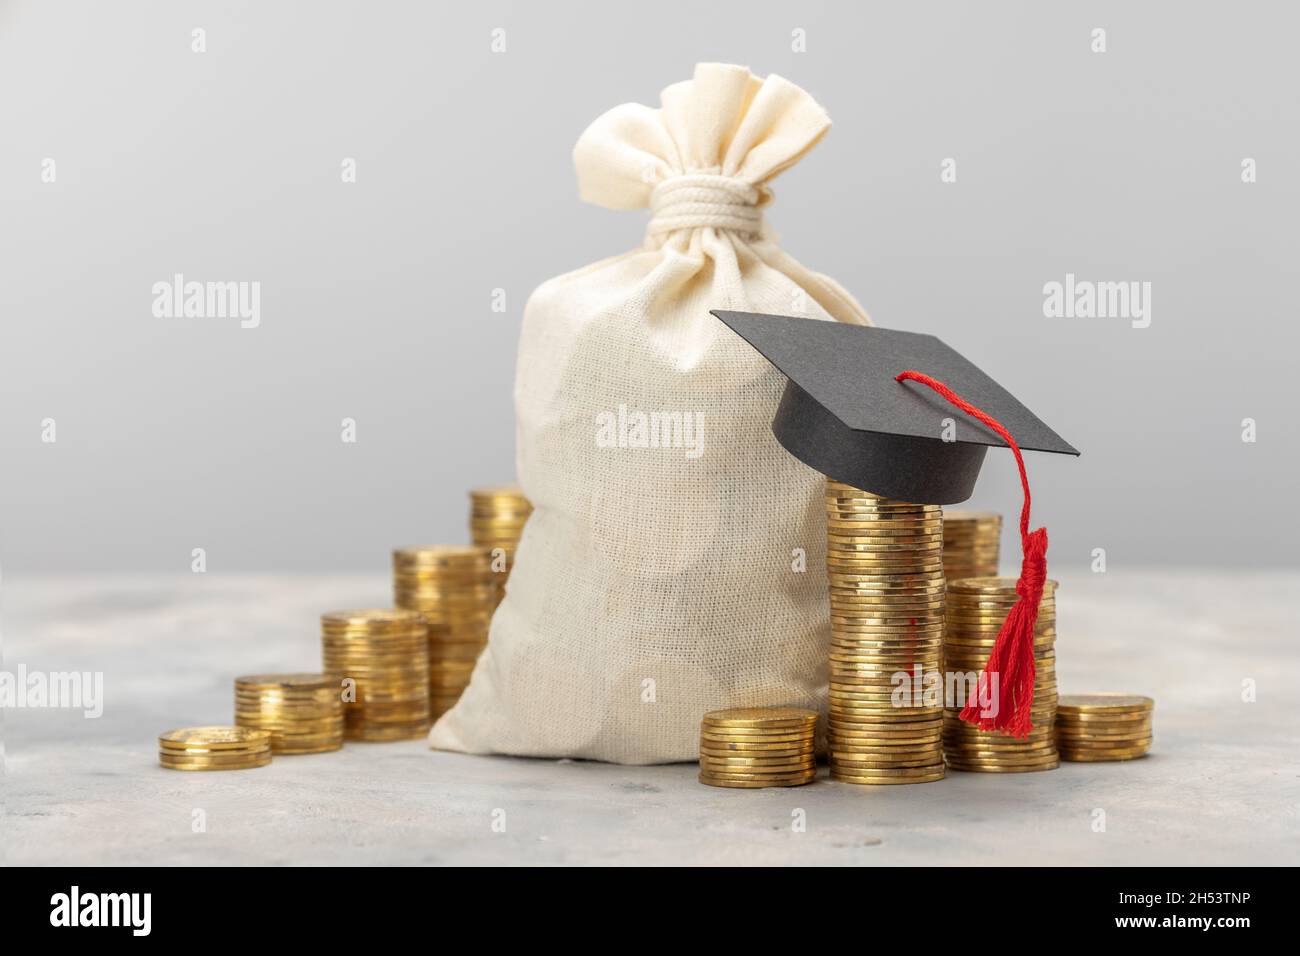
[698,707,818,788]
[158,726,271,771]
[943,577,1059,772]
[941,511,1002,581]
[392,547,494,719]
[320,609,431,741]
[469,485,533,606]
[1056,694,1154,761]
[234,673,344,754]
[825,479,946,785]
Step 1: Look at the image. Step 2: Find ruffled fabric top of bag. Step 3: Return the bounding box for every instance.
[574,62,834,245]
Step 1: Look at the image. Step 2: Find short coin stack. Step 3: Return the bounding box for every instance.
[469,485,533,606]
[941,510,1002,581]
[393,547,495,719]
[321,609,431,741]
[158,726,271,771]
[1056,694,1154,761]
[698,707,818,788]
[942,577,1059,772]
[825,480,946,785]
[234,673,344,754]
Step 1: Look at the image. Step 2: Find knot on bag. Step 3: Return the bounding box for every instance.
[647,174,767,238]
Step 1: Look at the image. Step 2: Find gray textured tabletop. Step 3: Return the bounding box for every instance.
[3,570,1297,866]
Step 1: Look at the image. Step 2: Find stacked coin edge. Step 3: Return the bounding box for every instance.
[469,485,532,607]
[393,547,494,720]
[159,726,272,771]
[699,707,818,788]
[234,672,344,754]
[1056,694,1154,761]
[942,576,1060,773]
[825,479,947,785]
[941,510,1001,582]
[321,608,431,741]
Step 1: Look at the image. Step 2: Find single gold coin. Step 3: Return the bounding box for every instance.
[1058,747,1150,761]
[158,746,270,763]
[1054,713,1151,729]
[699,719,815,734]
[833,748,944,760]
[158,746,271,763]
[831,755,942,770]
[944,744,1061,759]
[833,716,944,729]
[947,576,1058,593]
[273,742,342,755]
[829,661,941,675]
[832,733,946,749]
[832,754,944,767]
[829,708,943,721]
[322,607,426,625]
[160,755,272,771]
[943,732,1057,748]
[699,768,819,783]
[700,760,816,775]
[1054,725,1152,741]
[946,760,1059,774]
[832,746,944,760]
[699,773,816,789]
[393,544,491,562]
[942,510,1002,521]
[699,732,812,747]
[830,705,938,717]
[834,750,941,762]
[701,707,817,727]
[699,751,815,764]
[830,767,945,785]
[832,738,945,751]
[829,577,945,589]
[825,503,940,514]
[1060,735,1154,749]
[699,737,816,751]
[699,737,813,752]
[830,761,946,775]
[831,602,948,614]
[944,738,1059,753]
[159,726,271,751]
[700,750,816,763]
[829,654,944,667]
[1057,694,1154,714]
[828,718,941,733]
[234,673,334,691]
[827,552,943,564]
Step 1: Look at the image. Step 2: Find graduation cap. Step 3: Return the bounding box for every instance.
[712,310,1077,503]
[712,309,1079,736]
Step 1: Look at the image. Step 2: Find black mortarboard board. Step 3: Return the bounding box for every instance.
[712,310,1079,504]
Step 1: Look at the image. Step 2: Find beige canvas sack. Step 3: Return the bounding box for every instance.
[430,62,868,764]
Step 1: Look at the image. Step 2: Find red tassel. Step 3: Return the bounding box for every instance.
[894,369,1048,738]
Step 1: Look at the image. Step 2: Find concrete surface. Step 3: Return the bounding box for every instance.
[2,571,1297,866]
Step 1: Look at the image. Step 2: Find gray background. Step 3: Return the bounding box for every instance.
[2,0,1297,572]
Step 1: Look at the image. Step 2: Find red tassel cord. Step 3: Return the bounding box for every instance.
[894,370,1048,738]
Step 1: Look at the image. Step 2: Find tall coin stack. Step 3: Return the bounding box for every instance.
[698,707,818,788]
[825,479,946,785]
[941,511,1002,581]
[1056,694,1154,761]
[942,577,1059,772]
[234,673,344,754]
[320,609,431,741]
[469,485,533,607]
[392,547,495,720]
